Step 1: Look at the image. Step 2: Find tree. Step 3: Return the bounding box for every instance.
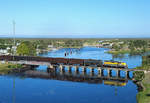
[16,41,36,56]
[16,43,30,56]
[133,71,145,81]
[112,44,120,51]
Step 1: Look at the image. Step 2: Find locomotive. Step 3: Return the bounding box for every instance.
[103,60,127,68]
[0,55,127,68]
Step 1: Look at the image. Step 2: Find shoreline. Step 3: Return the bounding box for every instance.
[106,49,150,55]
[136,72,150,103]
[106,50,130,55]
[0,62,32,75]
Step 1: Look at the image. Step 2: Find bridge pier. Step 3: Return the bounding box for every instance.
[80,67,86,76]
[97,67,101,77]
[88,67,94,76]
[116,70,121,78]
[74,66,79,74]
[91,67,94,73]
[49,65,54,69]
[123,70,128,78]
[47,65,56,73]
[47,67,50,73]
[88,67,93,76]
[101,69,104,76]
[59,65,65,72]
[89,71,94,76]
[106,69,112,77]
[124,70,131,79]
[82,67,87,73]
[109,69,112,77]
[68,66,72,73]
[59,69,64,75]
[127,71,130,79]
[47,65,54,72]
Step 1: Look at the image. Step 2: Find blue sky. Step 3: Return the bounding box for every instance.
[0,0,150,38]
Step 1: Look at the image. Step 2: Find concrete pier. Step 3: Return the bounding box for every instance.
[107,69,110,77]
[97,67,101,77]
[68,66,72,73]
[74,66,79,74]
[109,69,112,77]
[127,71,130,79]
[82,67,87,73]
[59,65,65,72]
[101,69,104,76]
[45,64,139,80]
[116,70,121,77]
[91,67,95,73]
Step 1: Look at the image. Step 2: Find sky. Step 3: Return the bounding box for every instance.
[0,0,150,38]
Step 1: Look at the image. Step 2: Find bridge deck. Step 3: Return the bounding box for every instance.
[0,55,147,72]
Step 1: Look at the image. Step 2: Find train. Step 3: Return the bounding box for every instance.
[0,55,127,68]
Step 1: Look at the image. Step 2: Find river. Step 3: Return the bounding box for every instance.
[0,47,142,103]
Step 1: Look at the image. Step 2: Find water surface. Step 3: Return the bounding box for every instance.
[0,47,142,103]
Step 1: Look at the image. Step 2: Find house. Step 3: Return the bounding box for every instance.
[48,45,53,48]
[0,49,8,55]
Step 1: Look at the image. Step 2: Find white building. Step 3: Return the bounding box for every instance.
[0,49,9,55]
[48,45,53,48]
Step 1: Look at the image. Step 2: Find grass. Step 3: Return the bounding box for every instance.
[135,55,150,103]
[106,50,130,55]
[0,62,22,74]
[107,49,150,55]
[137,73,150,103]
[136,66,150,71]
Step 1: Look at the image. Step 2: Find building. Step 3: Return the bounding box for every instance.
[0,49,9,55]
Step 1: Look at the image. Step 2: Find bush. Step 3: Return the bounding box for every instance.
[133,71,145,81]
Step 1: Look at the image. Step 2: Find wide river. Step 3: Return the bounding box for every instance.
[0,47,143,103]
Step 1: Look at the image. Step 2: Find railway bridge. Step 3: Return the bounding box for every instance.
[0,55,147,78]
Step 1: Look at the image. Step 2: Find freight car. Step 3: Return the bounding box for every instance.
[68,58,84,66]
[84,59,103,67]
[50,58,68,65]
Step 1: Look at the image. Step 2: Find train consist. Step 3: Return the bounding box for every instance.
[0,55,127,68]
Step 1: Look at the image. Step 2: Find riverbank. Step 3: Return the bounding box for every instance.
[0,62,22,74]
[107,48,150,55]
[136,72,150,103]
[106,50,130,55]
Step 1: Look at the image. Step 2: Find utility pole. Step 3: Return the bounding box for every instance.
[12,20,16,103]
[12,20,16,58]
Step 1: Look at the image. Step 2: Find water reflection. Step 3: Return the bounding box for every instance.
[15,67,131,87]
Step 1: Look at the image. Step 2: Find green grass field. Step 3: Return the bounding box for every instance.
[137,73,150,103]
[0,63,22,74]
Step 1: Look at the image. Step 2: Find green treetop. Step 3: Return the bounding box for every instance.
[16,41,36,56]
